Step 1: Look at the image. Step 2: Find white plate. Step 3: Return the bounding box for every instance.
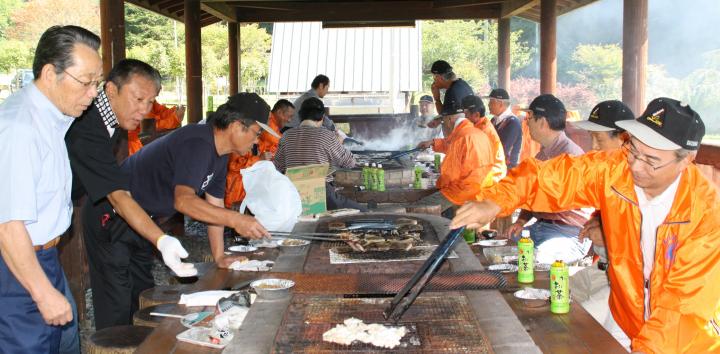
[476,239,508,247]
[249,239,279,248]
[488,263,518,273]
[278,239,311,247]
[227,245,258,253]
[514,288,550,300]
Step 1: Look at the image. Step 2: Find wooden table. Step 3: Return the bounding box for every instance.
[137,215,626,354]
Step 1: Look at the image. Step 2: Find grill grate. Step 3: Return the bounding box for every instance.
[272,294,494,353]
[247,271,506,294]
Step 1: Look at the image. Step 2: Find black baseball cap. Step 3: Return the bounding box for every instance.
[419,95,434,103]
[440,100,463,116]
[615,97,704,150]
[526,94,566,121]
[484,88,510,101]
[221,92,279,138]
[430,60,453,75]
[573,100,634,132]
[461,95,486,116]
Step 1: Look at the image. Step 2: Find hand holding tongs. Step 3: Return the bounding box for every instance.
[383,227,466,323]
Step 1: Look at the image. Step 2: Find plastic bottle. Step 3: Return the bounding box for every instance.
[413,164,423,189]
[550,260,570,314]
[362,163,370,188]
[463,229,476,244]
[517,230,535,283]
[377,164,385,191]
[369,163,377,191]
[434,154,441,172]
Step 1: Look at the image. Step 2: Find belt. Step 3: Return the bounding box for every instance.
[536,218,573,227]
[597,261,609,271]
[33,236,61,251]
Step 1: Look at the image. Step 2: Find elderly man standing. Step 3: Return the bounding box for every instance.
[65,59,197,329]
[0,25,102,354]
[426,60,473,137]
[486,88,522,168]
[505,94,591,263]
[452,98,720,353]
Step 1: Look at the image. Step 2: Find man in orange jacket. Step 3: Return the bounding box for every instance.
[128,101,184,155]
[415,103,494,213]
[224,100,289,208]
[460,95,506,186]
[451,97,720,353]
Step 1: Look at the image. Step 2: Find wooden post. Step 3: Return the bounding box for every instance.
[228,22,239,95]
[622,0,648,115]
[99,0,126,77]
[540,0,557,95]
[185,0,203,123]
[497,17,511,90]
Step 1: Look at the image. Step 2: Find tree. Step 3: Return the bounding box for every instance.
[7,0,100,43]
[0,39,33,72]
[421,20,533,92]
[239,23,271,92]
[125,4,179,48]
[0,0,22,39]
[567,44,622,101]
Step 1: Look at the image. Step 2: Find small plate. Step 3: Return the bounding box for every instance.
[514,288,550,308]
[476,239,508,247]
[228,245,258,253]
[249,239,279,248]
[488,263,518,273]
[278,239,310,247]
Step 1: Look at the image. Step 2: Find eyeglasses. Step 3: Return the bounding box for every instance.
[622,141,680,171]
[240,121,263,138]
[63,70,103,91]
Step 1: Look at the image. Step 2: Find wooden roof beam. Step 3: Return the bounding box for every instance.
[501,0,539,18]
[432,0,503,9]
[201,2,238,22]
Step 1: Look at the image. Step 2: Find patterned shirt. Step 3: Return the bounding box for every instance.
[94,89,119,136]
[274,124,355,179]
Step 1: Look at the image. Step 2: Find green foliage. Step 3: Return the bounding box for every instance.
[0,39,33,72]
[125,4,179,48]
[567,44,622,100]
[239,23,271,91]
[0,0,22,39]
[421,20,533,91]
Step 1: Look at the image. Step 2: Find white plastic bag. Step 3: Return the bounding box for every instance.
[239,161,302,232]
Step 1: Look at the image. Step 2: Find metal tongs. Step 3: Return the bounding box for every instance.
[377,147,422,164]
[270,231,345,242]
[383,227,466,323]
[343,219,397,231]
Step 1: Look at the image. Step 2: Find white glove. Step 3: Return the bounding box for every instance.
[157,235,198,277]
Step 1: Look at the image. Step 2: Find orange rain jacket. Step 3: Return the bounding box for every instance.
[223,113,283,208]
[481,149,720,353]
[433,119,494,205]
[128,102,182,155]
[433,117,506,188]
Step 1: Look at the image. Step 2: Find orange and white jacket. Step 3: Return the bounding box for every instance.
[257,112,282,154]
[482,149,720,353]
[434,119,494,205]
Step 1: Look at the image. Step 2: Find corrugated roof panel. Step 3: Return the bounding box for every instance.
[267,22,421,93]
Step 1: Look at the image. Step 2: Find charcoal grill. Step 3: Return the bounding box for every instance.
[272,294,494,353]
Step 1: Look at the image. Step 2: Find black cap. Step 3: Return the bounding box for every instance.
[485,88,510,100]
[616,97,704,150]
[221,92,277,138]
[440,100,463,116]
[430,60,453,75]
[573,100,634,132]
[527,94,566,121]
[419,95,434,103]
[461,95,486,116]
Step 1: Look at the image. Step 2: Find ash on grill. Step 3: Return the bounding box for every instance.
[331,218,426,253]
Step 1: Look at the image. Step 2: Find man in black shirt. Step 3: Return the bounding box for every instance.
[427,60,474,135]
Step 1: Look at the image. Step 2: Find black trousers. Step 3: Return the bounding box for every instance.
[82,204,155,330]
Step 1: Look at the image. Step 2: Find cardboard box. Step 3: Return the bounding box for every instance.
[285,163,329,215]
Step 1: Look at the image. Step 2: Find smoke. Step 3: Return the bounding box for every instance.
[348,124,438,151]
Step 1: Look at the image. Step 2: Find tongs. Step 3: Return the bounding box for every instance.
[377,147,422,164]
[383,227,465,323]
[343,219,397,231]
[270,231,345,242]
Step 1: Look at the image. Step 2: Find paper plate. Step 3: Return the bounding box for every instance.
[278,239,311,247]
[476,239,508,247]
[227,245,258,253]
[249,239,279,248]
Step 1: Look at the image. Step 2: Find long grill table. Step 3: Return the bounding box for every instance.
[136,213,625,354]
